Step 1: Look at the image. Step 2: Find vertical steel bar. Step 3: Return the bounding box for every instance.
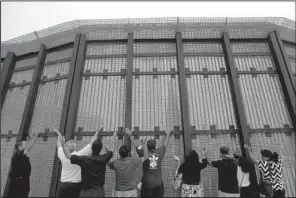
[63,34,87,140]
[222,32,250,147]
[268,31,296,129]
[17,44,46,140]
[274,31,296,94]
[0,52,16,108]
[49,34,81,197]
[124,32,134,150]
[176,32,192,155]
[3,44,46,198]
[222,32,260,198]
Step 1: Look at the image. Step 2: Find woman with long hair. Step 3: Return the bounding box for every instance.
[270,152,285,198]
[175,149,208,197]
[237,156,252,198]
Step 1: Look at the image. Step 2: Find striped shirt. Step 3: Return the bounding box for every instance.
[258,160,272,183]
[270,160,284,191]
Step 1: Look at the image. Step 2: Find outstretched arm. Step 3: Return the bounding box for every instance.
[24,130,39,154]
[61,136,71,160]
[163,130,170,147]
[244,144,259,165]
[53,128,62,149]
[124,128,139,148]
[90,125,103,146]
[143,140,148,160]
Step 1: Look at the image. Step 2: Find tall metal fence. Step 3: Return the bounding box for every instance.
[1,18,295,197]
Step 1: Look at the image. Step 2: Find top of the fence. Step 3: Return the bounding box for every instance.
[1,17,295,44]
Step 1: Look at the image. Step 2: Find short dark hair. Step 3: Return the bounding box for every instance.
[261,149,273,158]
[119,145,130,158]
[92,139,103,155]
[147,139,156,151]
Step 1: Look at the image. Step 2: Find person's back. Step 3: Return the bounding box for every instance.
[215,158,238,193]
[142,144,166,188]
[270,152,285,198]
[108,145,142,197]
[207,147,239,197]
[69,139,113,197]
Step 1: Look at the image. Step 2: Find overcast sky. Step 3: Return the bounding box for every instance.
[1,1,295,41]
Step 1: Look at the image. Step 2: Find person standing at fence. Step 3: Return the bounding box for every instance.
[206,146,239,197]
[270,152,285,198]
[107,128,142,197]
[7,129,39,198]
[53,126,102,198]
[244,144,274,197]
[174,149,208,197]
[60,129,116,197]
[236,155,253,198]
[131,129,170,198]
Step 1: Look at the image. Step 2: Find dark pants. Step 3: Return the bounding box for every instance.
[140,183,164,198]
[80,186,105,197]
[240,186,253,198]
[7,177,30,198]
[273,189,285,198]
[56,182,82,198]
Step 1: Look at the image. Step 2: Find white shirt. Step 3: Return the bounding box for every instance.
[58,144,92,183]
[237,166,250,187]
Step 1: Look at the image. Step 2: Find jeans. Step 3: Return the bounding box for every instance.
[56,182,82,198]
[140,183,164,198]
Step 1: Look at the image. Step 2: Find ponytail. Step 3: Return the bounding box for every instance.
[272,152,279,163]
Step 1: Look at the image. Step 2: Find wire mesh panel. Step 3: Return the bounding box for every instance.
[1,137,17,196]
[132,75,182,131]
[284,45,296,58]
[249,132,296,197]
[74,136,124,197]
[1,86,30,134]
[76,76,126,132]
[134,28,176,39]
[14,56,37,69]
[231,42,270,53]
[184,56,226,71]
[86,29,128,40]
[181,28,222,39]
[86,43,127,56]
[183,43,223,53]
[228,27,268,38]
[84,58,127,73]
[191,134,241,197]
[45,48,73,63]
[234,56,275,71]
[130,135,184,197]
[10,69,34,84]
[134,43,176,54]
[42,61,70,78]
[186,75,237,129]
[29,80,67,132]
[238,75,292,129]
[289,58,296,74]
[27,137,57,197]
[133,57,177,72]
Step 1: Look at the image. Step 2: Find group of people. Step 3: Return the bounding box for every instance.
[173,145,285,198]
[6,127,286,198]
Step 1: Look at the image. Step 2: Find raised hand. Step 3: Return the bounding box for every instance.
[97,125,103,132]
[124,128,132,136]
[53,128,61,137]
[244,144,250,149]
[60,136,66,145]
[201,149,208,155]
[173,155,180,161]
